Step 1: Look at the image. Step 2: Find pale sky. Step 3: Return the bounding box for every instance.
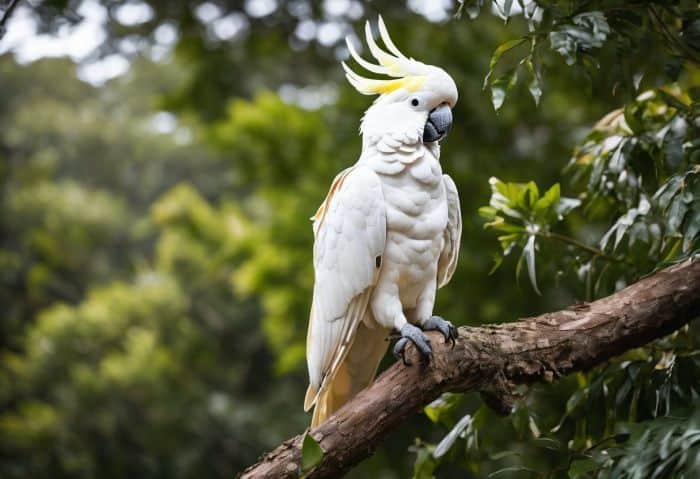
[0,0,159,85]
[0,0,485,87]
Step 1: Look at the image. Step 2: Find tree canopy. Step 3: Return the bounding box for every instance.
[1,0,699,477]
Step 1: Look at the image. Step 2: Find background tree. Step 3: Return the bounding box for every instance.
[0,0,698,477]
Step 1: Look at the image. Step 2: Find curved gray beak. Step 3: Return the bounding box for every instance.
[423,104,452,143]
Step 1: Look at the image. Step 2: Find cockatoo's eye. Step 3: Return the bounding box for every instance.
[410,98,420,107]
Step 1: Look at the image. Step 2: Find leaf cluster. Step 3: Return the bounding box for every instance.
[479,178,581,293]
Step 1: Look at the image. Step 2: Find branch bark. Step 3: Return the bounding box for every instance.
[240,258,700,478]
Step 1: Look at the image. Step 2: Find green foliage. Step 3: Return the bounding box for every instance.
[411,324,700,477]
[448,4,700,479]
[210,93,334,372]
[480,178,580,293]
[210,92,335,188]
[570,87,700,269]
[411,440,438,479]
[300,432,324,476]
[605,408,700,478]
[2,2,700,478]
[6,179,130,293]
[549,12,611,67]
[470,0,700,111]
[0,55,307,477]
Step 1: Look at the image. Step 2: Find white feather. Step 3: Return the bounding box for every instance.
[306,165,386,396]
[437,174,462,288]
[377,14,407,60]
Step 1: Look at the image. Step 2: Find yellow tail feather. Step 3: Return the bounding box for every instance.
[304,384,317,412]
[307,322,390,428]
[310,367,350,428]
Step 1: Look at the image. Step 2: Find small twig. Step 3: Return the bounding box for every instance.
[648,5,700,68]
[537,231,630,265]
[0,0,22,40]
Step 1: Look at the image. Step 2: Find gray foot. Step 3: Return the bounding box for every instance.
[422,315,458,348]
[393,323,432,366]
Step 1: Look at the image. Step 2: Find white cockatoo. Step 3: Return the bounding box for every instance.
[305,16,462,427]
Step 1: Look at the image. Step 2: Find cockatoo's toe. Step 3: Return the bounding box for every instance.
[423,316,458,348]
[392,337,411,365]
[393,323,433,366]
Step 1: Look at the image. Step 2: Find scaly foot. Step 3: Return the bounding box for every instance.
[393,323,432,366]
[422,315,458,348]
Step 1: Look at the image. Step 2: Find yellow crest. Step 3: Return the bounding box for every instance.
[342,15,428,96]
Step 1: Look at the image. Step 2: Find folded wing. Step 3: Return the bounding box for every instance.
[437,174,462,288]
[305,165,387,410]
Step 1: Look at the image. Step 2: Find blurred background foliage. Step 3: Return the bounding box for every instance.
[0,0,699,477]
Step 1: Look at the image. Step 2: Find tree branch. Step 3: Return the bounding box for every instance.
[240,258,700,478]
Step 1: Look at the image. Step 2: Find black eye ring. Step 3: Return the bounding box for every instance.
[411,98,419,106]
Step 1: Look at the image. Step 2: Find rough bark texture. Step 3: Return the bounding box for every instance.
[240,258,700,479]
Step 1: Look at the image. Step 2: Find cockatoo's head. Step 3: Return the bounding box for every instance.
[343,16,458,144]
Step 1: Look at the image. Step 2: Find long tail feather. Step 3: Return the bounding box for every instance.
[309,319,389,427]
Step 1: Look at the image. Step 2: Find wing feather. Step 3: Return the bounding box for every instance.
[437,174,462,288]
[305,165,386,409]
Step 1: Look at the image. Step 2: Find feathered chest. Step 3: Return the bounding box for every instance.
[382,172,448,241]
[361,139,448,241]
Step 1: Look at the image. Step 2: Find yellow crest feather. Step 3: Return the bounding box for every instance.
[342,15,428,97]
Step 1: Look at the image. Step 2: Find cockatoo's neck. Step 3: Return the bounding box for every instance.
[359,131,441,183]
[358,98,442,178]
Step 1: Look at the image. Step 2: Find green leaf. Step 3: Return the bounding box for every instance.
[566,388,587,415]
[681,17,700,50]
[533,183,560,218]
[412,445,437,479]
[489,254,504,274]
[628,222,650,247]
[484,38,526,89]
[533,436,562,451]
[489,466,540,477]
[683,209,700,252]
[528,415,541,438]
[568,458,600,478]
[300,432,324,475]
[526,59,542,106]
[555,197,582,218]
[657,89,690,111]
[666,195,689,234]
[424,393,463,424]
[478,205,499,219]
[522,234,540,295]
[490,450,522,460]
[549,31,576,66]
[624,102,645,134]
[433,414,472,458]
[654,175,684,210]
[663,116,687,170]
[549,12,610,66]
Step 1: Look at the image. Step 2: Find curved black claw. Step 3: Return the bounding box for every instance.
[422,316,458,348]
[393,323,433,366]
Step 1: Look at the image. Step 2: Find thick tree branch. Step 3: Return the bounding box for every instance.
[241,258,700,478]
